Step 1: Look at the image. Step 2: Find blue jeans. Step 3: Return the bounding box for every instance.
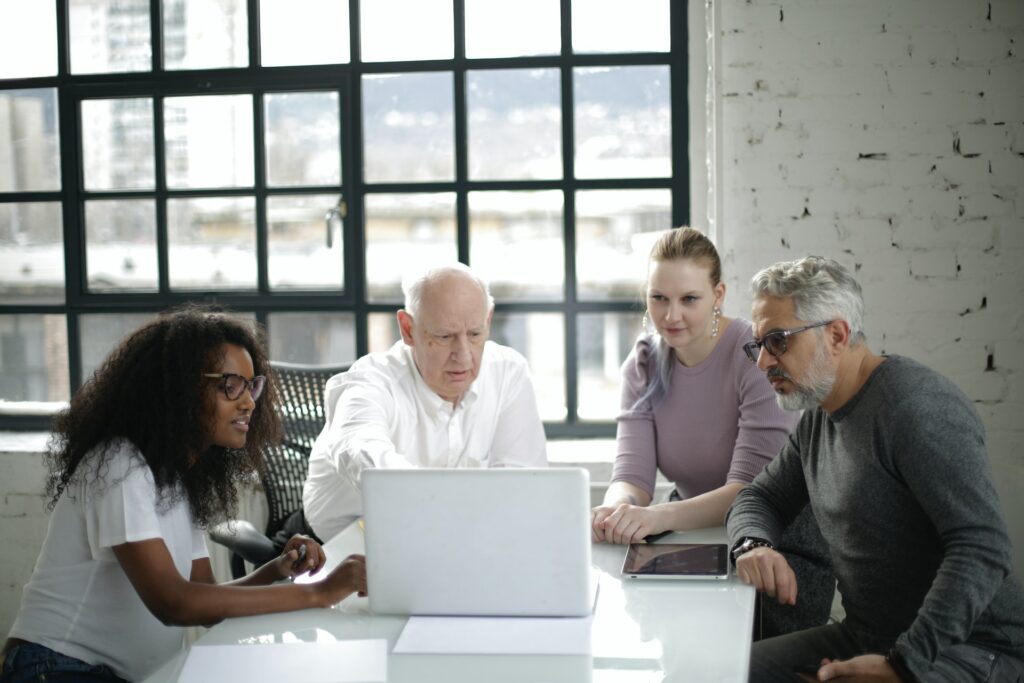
[0,642,129,683]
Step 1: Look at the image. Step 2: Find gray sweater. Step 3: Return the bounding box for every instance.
[727,355,1024,678]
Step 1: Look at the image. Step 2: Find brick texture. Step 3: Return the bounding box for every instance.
[714,0,1024,578]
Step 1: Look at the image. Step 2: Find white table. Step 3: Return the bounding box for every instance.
[144,524,755,682]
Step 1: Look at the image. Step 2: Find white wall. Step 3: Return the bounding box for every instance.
[0,435,50,638]
[707,0,1024,577]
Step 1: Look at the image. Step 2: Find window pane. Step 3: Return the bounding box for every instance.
[0,202,65,304]
[0,89,60,192]
[577,312,642,421]
[165,95,254,188]
[81,98,155,190]
[491,312,566,421]
[0,3,57,78]
[362,73,454,183]
[572,0,670,54]
[260,0,350,66]
[0,314,69,403]
[364,193,456,302]
[79,313,155,382]
[368,312,400,354]
[85,199,158,292]
[361,0,453,62]
[267,312,356,364]
[162,0,248,70]
[69,0,151,74]
[167,196,256,290]
[574,66,671,179]
[467,69,561,181]
[465,0,560,58]
[267,194,344,291]
[576,189,671,301]
[264,92,341,187]
[469,191,563,301]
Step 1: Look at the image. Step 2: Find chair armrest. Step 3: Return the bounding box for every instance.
[209,520,278,568]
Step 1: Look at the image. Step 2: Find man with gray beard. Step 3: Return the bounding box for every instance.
[727,256,1024,682]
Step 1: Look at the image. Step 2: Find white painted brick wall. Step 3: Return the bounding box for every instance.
[714,0,1024,578]
[0,445,50,638]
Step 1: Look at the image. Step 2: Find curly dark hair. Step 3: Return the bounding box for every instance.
[45,303,282,527]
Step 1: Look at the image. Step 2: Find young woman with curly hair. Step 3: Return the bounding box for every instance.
[1,305,367,683]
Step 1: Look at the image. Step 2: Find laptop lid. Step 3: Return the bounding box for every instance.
[361,467,592,617]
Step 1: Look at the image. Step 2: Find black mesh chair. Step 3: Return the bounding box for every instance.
[209,361,350,578]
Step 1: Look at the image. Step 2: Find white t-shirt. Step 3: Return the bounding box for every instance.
[10,440,209,682]
[303,340,548,541]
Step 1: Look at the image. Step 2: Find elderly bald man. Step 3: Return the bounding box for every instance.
[303,263,547,542]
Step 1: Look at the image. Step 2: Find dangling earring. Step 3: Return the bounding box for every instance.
[642,311,651,334]
[711,306,721,338]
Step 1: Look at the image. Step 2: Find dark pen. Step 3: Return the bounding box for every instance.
[643,529,673,544]
[292,544,307,569]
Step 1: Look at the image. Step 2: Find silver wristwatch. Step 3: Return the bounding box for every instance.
[730,537,775,565]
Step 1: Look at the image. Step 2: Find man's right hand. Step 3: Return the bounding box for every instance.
[735,547,798,605]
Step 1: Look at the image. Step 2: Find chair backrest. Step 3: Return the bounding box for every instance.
[261,361,350,534]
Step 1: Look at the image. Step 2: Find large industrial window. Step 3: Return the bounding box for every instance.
[0,0,687,436]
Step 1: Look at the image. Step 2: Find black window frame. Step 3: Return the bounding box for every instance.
[0,0,689,437]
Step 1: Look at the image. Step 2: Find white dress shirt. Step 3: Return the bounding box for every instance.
[303,340,548,541]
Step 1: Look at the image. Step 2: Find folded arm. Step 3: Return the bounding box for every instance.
[594,481,745,544]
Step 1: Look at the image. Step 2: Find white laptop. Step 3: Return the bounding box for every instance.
[361,467,593,617]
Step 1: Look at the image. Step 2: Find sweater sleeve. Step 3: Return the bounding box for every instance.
[611,337,659,497]
[726,417,811,547]
[726,354,801,485]
[888,379,1015,679]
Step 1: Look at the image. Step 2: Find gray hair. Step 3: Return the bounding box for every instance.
[401,262,495,319]
[749,256,866,344]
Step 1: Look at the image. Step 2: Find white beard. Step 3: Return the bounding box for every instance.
[772,339,836,412]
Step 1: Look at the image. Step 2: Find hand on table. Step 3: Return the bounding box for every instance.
[313,554,368,607]
[590,503,666,544]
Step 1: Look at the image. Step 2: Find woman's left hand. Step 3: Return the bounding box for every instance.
[274,534,326,579]
[599,504,667,544]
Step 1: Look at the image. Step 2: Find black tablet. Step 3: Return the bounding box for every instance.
[621,543,730,580]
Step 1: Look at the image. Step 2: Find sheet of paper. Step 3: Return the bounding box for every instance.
[178,640,387,683]
[392,616,593,655]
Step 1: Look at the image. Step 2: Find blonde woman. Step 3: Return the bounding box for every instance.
[591,227,833,637]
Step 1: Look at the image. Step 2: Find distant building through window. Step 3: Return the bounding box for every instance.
[0,0,686,436]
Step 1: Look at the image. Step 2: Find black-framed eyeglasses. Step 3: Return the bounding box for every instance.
[204,373,266,401]
[742,321,834,362]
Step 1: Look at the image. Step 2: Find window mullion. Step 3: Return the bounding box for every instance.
[670,0,690,228]
[253,91,269,293]
[153,95,170,294]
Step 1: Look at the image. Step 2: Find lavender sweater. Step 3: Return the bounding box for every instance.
[612,319,800,499]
